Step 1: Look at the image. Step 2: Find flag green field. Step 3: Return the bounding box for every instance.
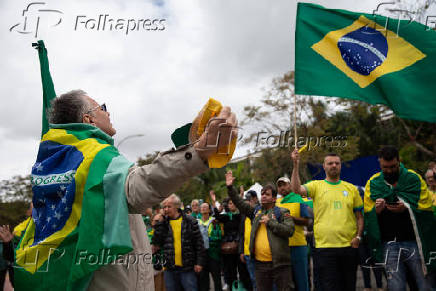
[295,3,436,122]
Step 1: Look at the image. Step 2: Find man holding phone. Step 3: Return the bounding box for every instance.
[364,146,433,291]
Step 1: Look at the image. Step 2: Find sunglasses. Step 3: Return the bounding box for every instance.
[87,103,107,114]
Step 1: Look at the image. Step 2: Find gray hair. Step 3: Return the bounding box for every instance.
[164,194,182,208]
[48,90,91,124]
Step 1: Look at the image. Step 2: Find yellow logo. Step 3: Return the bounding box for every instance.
[312,15,426,88]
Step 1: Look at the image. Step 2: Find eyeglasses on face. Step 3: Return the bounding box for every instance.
[87,103,107,114]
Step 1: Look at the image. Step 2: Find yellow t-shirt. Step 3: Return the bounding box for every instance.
[244,217,252,256]
[304,180,363,248]
[169,216,183,266]
[276,197,309,246]
[254,223,272,261]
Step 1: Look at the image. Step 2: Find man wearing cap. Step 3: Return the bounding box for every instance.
[276,177,312,291]
[290,150,363,291]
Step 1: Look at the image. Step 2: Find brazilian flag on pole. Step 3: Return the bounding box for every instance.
[14,42,134,290]
[295,3,436,123]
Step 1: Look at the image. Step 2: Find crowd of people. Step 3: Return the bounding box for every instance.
[1,147,436,291]
[140,146,436,291]
[0,89,435,291]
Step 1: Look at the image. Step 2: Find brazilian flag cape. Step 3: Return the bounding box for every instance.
[14,123,134,290]
[364,164,436,274]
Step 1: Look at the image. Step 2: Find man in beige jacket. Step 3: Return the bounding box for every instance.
[50,90,237,291]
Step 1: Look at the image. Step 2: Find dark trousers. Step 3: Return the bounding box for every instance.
[198,255,222,291]
[255,261,294,291]
[222,254,252,290]
[315,247,358,291]
[358,241,384,289]
[311,245,323,291]
[0,269,6,291]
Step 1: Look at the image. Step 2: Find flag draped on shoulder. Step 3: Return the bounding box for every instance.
[295,3,436,122]
[14,124,134,291]
[363,164,436,274]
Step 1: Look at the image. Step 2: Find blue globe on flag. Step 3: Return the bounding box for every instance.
[337,26,388,76]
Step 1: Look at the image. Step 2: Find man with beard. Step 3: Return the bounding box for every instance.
[290,151,363,291]
[364,146,434,291]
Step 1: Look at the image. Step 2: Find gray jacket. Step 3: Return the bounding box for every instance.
[87,145,208,291]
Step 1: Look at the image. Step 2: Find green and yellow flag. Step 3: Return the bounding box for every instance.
[295,3,436,122]
[15,124,134,290]
[14,41,133,290]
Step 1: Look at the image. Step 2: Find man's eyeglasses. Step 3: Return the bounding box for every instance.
[87,103,107,114]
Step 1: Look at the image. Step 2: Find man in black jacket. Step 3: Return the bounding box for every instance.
[152,194,206,291]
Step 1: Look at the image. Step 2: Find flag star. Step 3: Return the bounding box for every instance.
[52,224,57,229]
[54,212,62,220]
[57,191,63,197]
[46,217,52,223]
[51,204,56,210]
[61,197,67,204]
[36,163,44,172]
[60,185,66,191]
[64,207,69,212]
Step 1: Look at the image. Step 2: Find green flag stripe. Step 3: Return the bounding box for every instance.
[102,154,134,247]
[50,123,115,146]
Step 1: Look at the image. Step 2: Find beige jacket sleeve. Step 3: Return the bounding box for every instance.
[125,144,209,214]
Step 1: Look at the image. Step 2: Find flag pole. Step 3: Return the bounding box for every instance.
[293,92,297,148]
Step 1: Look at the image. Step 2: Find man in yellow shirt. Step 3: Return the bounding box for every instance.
[152,194,206,291]
[291,150,363,291]
[225,171,295,291]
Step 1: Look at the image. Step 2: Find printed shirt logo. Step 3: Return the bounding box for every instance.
[333,201,342,209]
[31,141,83,245]
[311,15,425,88]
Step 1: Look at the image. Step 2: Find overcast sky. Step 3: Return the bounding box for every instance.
[0,0,432,181]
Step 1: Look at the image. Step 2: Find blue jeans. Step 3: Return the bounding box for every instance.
[244,255,256,291]
[383,240,429,291]
[291,245,309,291]
[164,269,198,291]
